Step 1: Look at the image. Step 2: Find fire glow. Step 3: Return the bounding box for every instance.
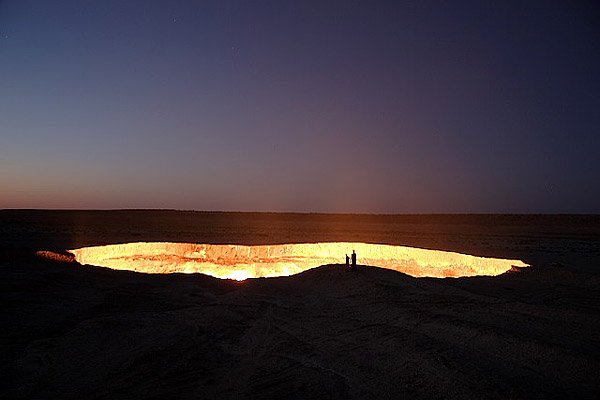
[68,242,529,280]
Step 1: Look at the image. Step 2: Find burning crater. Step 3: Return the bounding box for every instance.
[68,242,528,280]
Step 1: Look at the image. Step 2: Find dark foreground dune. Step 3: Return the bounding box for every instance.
[1,211,600,399]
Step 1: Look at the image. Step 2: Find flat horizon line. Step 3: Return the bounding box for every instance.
[1,208,598,216]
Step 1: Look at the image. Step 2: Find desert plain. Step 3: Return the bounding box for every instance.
[1,210,599,399]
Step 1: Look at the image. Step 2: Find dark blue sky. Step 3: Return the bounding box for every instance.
[1,0,599,213]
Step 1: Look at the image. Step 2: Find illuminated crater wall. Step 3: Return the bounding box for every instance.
[69,242,529,280]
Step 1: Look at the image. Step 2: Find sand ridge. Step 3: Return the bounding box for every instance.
[2,254,599,399]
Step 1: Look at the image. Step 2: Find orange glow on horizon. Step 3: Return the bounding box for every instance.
[68,242,529,280]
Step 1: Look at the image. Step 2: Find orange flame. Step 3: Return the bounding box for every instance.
[68,242,529,280]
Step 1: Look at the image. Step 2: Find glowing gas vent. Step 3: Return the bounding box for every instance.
[68,242,528,280]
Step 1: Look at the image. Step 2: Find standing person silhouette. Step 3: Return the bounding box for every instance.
[345,254,350,270]
[351,250,357,272]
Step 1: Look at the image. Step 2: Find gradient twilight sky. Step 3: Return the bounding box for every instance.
[1,1,599,213]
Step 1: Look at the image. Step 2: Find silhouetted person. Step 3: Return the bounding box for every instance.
[351,250,357,272]
[346,254,350,270]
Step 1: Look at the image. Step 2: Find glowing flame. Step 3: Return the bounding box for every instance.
[68,242,529,280]
[221,270,255,281]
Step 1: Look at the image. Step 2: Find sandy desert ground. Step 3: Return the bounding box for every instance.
[1,211,599,399]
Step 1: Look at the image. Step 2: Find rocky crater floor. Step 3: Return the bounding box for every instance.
[68,241,529,279]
